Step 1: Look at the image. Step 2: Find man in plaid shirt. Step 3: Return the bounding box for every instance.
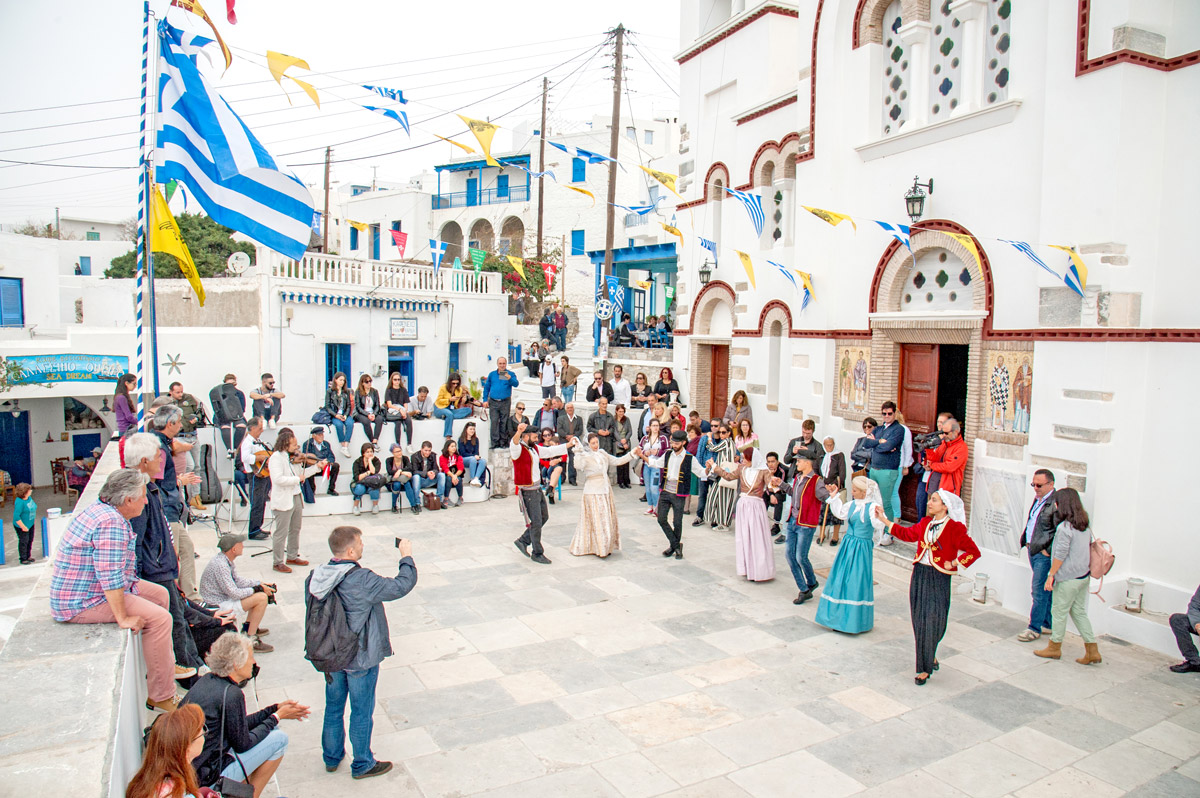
[50,468,180,712]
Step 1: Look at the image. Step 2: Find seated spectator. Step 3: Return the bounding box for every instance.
[408,385,435,420]
[433,373,474,440]
[50,468,179,711]
[522,342,543,378]
[13,482,36,564]
[352,375,384,446]
[183,633,309,798]
[302,427,340,498]
[124,704,208,798]
[538,428,565,504]
[458,422,488,487]
[383,371,413,450]
[198,534,274,653]
[249,373,285,429]
[1169,584,1200,674]
[385,443,419,514]
[409,440,446,502]
[615,313,641,347]
[506,401,531,440]
[350,443,384,516]
[440,440,466,507]
[533,397,558,431]
[67,458,90,491]
[324,372,355,456]
[653,367,681,404]
[182,592,238,662]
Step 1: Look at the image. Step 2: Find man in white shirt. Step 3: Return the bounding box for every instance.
[609,365,632,408]
[636,430,709,559]
[239,417,272,540]
[510,422,575,565]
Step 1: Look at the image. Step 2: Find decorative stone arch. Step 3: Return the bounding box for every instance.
[759,299,794,336]
[439,221,464,265]
[499,215,525,256]
[683,280,737,420]
[869,220,994,319]
[746,133,805,188]
[704,162,731,201]
[468,218,495,253]
[758,160,776,188]
[691,280,736,337]
[783,152,798,179]
[853,0,930,48]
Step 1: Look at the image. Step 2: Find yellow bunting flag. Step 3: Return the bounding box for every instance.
[661,222,684,247]
[640,166,681,198]
[348,220,368,233]
[802,206,857,231]
[505,255,527,280]
[736,250,756,289]
[564,185,596,207]
[1047,244,1089,294]
[635,280,652,290]
[169,0,232,71]
[945,232,982,277]
[433,133,475,154]
[150,184,205,306]
[266,51,320,108]
[795,269,816,300]
[457,115,500,167]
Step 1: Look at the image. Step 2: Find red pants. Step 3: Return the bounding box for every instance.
[69,580,174,702]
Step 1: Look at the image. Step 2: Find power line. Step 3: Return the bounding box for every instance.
[0,157,137,170]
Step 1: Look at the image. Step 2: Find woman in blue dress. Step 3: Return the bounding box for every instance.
[814,475,886,634]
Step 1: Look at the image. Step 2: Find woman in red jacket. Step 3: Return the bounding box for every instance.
[877,489,981,685]
[439,440,466,507]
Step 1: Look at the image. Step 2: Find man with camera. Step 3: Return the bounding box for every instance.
[308,526,418,780]
[913,412,951,516]
[199,534,275,653]
[915,414,968,516]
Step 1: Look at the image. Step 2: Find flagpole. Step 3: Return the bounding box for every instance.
[145,7,161,398]
[134,1,151,430]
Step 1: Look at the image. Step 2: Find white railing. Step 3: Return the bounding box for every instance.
[269,253,502,295]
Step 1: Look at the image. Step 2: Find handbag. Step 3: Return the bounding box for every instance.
[423,491,443,511]
[385,407,403,419]
[718,460,738,490]
[359,474,387,490]
[212,687,255,798]
[311,409,333,425]
[1088,533,1115,600]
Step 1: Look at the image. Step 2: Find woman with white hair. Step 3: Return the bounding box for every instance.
[814,476,887,634]
[879,490,981,684]
[183,632,309,797]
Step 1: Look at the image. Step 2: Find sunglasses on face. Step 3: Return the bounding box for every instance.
[1031,481,1047,488]
[363,378,372,383]
[881,411,894,416]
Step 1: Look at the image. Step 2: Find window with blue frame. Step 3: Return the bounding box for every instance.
[78,256,92,275]
[496,174,509,198]
[448,342,460,374]
[325,343,351,385]
[571,158,586,183]
[86,231,100,241]
[371,224,381,259]
[0,278,23,327]
[349,226,359,250]
[391,220,401,232]
[570,229,585,256]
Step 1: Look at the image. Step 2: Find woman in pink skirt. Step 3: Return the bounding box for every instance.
[711,444,779,581]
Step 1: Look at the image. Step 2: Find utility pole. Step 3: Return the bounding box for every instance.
[322,146,331,253]
[600,24,625,368]
[55,207,60,239]
[536,76,549,262]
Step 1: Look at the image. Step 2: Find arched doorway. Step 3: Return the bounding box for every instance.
[439,221,464,265]
[687,281,737,419]
[499,216,525,257]
[468,218,495,253]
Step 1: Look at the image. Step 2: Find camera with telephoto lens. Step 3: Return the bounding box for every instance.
[264,583,278,604]
[914,430,944,453]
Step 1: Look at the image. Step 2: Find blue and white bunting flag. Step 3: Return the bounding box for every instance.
[614,197,662,216]
[605,274,625,307]
[874,220,912,253]
[699,237,718,266]
[155,21,314,260]
[723,186,765,236]
[362,105,410,135]
[1000,239,1061,279]
[548,141,623,169]
[767,260,797,290]
[362,84,407,104]
[511,163,557,182]
[429,239,447,273]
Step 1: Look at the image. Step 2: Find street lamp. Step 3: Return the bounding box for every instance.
[904,176,934,223]
[698,259,713,285]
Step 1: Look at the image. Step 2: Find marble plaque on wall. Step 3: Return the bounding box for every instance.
[969,466,1026,556]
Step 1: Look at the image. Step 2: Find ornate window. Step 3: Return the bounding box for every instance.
[929,1,963,119]
[985,0,1011,105]
[881,1,909,136]
[900,248,973,312]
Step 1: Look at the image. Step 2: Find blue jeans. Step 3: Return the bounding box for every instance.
[1028,551,1054,633]
[351,483,380,502]
[221,728,288,780]
[415,473,446,497]
[390,479,418,508]
[785,519,818,592]
[433,406,472,437]
[321,665,379,777]
[562,384,576,402]
[915,478,929,519]
[554,329,567,350]
[463,456,487,482]
[645,467,661,507]
[329,416,353,444]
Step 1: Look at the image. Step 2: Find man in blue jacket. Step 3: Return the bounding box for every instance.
[309,526,418,780]
[482,357,520,449]
[858,400,906,541]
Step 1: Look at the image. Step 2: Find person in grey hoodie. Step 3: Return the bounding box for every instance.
[308,525,417,780]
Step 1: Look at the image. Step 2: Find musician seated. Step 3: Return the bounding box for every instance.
[301,427,340,499]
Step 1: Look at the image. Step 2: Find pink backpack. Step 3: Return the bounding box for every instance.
[1089,535,1115,600]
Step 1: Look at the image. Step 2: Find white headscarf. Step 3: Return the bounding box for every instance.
[934,489,966,525]
[851,475,884,507]
[740,443,767,482]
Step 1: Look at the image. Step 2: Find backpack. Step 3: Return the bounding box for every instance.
[303,571,360,673]
[1089,535,1115,600]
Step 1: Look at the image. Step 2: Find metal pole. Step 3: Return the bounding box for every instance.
[600,24,624,371]
[537,77,548,262]
[322,146,331,252]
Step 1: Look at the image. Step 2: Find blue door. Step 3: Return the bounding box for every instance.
[325,343,351,385]
[78,256,92,275]
[387,347,415,393]
[448,343,460,374]
[0,411,31,485]
[370,224,381,259]
[496,174,509,199]
[466,178,479,207]
[73,432,102,459]
[570,229,585,256]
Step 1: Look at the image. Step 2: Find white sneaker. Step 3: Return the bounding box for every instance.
[470,478,482,487]
[341,444,350,457]
[352,503,361,516]
[879,534,894,546]
[372,503,380,514]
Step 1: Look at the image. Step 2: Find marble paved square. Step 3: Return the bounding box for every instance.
[219,489,1200,797]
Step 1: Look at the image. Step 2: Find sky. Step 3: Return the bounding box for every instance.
[0,0,682,226]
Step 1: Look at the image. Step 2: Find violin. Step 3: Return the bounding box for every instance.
[290,451,322,466]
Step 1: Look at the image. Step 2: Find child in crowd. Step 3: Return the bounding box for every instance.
[13,483,37,564]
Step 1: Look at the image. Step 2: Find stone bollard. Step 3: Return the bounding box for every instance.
[490,449,513,498]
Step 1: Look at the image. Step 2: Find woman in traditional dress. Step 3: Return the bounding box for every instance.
[879,489,981,684]
[568,434,633,558]
[706,423,738,530]
[710,445,779,582]
[639,418,668,516]
[814,476,887,634]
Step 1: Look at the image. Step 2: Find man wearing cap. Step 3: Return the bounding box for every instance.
[199,534,275,653]
[636,430,709,559]
[511,422,575,565]
[302,427,340,498]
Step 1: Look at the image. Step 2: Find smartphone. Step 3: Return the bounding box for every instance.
[394,537,404,549]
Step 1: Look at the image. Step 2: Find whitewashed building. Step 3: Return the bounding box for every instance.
[669,0,1200,652]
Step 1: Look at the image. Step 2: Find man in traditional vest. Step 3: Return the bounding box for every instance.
[785,456,831,606]
[511,422,574,565]
[637,430,709,560]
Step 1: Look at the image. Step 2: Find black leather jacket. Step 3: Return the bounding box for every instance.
[1020,490,1058,556]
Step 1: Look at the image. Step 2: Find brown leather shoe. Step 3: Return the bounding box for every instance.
[272,563,293,574]
[286,557,309,566]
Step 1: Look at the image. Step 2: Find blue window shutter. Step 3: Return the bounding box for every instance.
[0,278,24,327]
[448,343,460,373]
[391,220,401,232]
[570,230,585,256]
[349,226,359,250]
[371,224,381,259]
[572,158,586,183]
[497,174,509,197]
[78,256,92,275]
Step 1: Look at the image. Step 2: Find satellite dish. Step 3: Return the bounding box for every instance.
[227,252,251,274]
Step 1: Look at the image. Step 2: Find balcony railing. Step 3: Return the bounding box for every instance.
[624,212,649,228]
[432,184,531,209]
[269,253,502,295]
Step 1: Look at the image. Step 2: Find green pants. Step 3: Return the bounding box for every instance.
[1050,577,1096,644]
[870,468,900,519]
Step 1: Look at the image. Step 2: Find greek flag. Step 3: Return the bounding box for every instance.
[548,141,620,167]
[362,105,409,135]
[699,237,718,265]
[875,220,912,253]
[724,187,765,236]
[429,239,447,273]
[156,21,314,260]
[1001,239,1061,279]
[768,260,797,290]
[362,84,407,104]
[605,274,624,307]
